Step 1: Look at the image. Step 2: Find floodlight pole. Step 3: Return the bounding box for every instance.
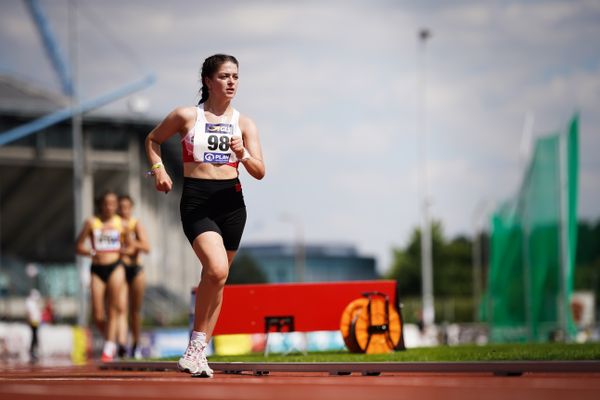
[558,127,570,340]
[294,221,305,283]
[69,0,92,327]
[418,28,435,329]
[471,200,494,321]
[281,214,305,282]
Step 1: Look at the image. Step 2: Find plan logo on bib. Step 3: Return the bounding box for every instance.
[203,152,231,163]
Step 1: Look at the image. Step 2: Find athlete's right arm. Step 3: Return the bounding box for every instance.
[75,219,94,257]
[145,107,194,193]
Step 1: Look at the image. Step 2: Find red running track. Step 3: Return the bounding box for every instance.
[1,363,599,400]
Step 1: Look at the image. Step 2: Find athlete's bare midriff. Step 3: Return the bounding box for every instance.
[90,251,121,266]
[183,161,238,180]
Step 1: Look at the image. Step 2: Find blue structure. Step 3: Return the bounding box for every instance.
[24,0,73,96]
[238,243,378,283]
[0,0,156,146]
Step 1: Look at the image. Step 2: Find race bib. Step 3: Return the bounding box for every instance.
[92,228,121,252]
[193,122,237,164]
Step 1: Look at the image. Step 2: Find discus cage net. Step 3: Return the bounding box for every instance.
[483,115,579,342]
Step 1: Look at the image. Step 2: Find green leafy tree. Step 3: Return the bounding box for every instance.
[574,220,600,314]
[387,221,476,322]
[388,218,600,323]
[386,221,448,297]
[436,235,473,297]
[227,253,268,285]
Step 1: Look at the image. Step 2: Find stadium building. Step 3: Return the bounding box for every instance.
[236,243,377,283]
[0,74,194,323]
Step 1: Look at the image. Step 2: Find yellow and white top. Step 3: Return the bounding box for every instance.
[91,215,123,253]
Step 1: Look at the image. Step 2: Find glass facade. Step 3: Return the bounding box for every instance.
[237,244,378,283]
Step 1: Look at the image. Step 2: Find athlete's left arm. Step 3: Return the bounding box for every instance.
[234,116,265,180]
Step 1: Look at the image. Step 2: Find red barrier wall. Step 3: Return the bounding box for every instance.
[192,280,398,335]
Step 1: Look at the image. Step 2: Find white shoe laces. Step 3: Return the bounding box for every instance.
[197,344,212,373]
[199,351,208,364]
[182,340,203,362]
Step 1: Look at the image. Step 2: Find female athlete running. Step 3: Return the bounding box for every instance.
[145,54,265,377]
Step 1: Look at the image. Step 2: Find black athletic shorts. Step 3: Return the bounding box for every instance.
[180,177,247,251]
[90,260,123,283]
[124,264,143,284]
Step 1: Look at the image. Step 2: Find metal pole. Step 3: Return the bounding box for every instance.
[520,114,535,341]
[0,75,155,146]
[418,28,434,328]
[558,128,570,340]
[69,0,88,327]
[472,231,481,321]
[295,221,305,282]
[471,201,485,322]
[281,214,305,282]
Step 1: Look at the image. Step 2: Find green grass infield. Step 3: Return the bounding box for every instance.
[160,343,600,363]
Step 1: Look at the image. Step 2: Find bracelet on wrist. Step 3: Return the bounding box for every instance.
[146,162,163,176]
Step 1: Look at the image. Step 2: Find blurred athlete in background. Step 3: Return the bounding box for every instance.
[75,191,128,362]
[117,194,150,358]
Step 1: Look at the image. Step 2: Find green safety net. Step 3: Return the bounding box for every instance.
[484,115,579,342]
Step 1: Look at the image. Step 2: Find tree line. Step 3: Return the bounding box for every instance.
[224,219,600,323]
[386,219,600,323]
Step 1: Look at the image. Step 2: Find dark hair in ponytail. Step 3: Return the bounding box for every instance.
[198,54,239,104]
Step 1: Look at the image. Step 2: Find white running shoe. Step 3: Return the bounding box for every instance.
[178,340,213,378]
[191,349,213,378]
[133,348,143,360]
[177,340,202,373]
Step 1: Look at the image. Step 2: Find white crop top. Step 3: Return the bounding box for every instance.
[181,105,242,165]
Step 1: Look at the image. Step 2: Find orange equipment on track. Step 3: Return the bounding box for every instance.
[340,292,403,354]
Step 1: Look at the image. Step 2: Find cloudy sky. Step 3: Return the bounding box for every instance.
[1,0,599,273]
